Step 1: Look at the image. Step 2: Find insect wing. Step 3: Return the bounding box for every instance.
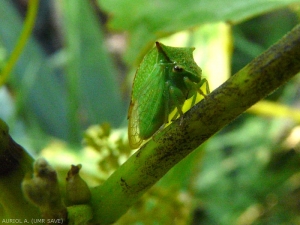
[128,64,165,148]
[128,99,143,148]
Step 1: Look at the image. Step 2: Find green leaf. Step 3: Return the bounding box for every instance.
[0,0,126,143]
[97,0,300,66]
[0,1,70,140]
[60,0,125,133]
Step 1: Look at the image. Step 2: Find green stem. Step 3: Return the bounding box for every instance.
[0,120,41,221]
[90,24,300,224]
[0,0,39,87]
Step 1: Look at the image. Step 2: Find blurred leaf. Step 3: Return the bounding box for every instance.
[0,0,126,144]
[232,8,299,73]
[247,100,300,123]
[60,0,125,137]
[193,115,300,224]
[0,1,70,140]
[97,0,300,66]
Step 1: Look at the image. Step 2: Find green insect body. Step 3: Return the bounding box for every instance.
[128,42,209,149]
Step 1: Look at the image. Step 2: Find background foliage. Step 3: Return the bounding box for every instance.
[1,0,300,224]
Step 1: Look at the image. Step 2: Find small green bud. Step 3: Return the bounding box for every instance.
[66,164,91,205]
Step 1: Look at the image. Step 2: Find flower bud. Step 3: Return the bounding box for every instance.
[66,164,91,205]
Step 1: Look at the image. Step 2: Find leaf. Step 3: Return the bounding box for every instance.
[97,0,300,66]
[60,0,125,132]
[0,1,70,140]
[0,0,126,143]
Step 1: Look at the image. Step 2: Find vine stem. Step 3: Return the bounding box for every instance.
[0,0,39,87]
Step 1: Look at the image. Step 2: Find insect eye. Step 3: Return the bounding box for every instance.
[173,65,183,72]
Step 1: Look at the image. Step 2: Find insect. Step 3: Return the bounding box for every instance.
[128,42,209,149]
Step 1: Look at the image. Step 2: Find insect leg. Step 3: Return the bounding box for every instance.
[168,84,186,124]
[170,111,179,121]
[184,77,210,99]
[199,78,210,94]
[164,81,171,124]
